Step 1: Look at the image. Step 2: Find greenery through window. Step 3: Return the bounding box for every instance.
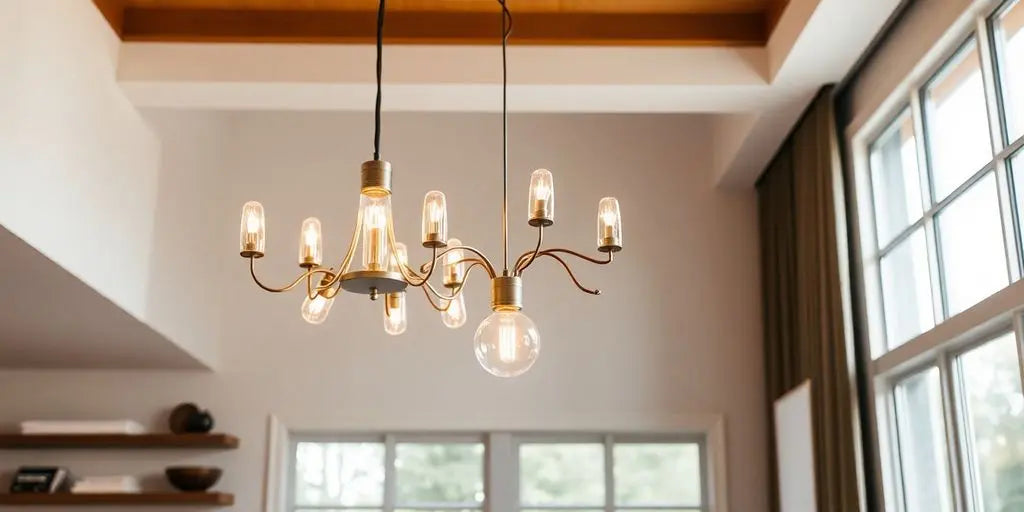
[291,435,706,512]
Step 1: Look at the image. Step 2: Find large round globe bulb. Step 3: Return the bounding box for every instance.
[473,310,540,377]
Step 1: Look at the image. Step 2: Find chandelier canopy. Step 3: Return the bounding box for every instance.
[237,0,623,377]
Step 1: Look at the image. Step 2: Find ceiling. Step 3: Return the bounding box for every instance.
[93,0,789,46]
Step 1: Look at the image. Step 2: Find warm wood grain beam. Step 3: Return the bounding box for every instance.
[119,8,769,46]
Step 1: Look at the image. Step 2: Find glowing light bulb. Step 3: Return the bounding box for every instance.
[298,217,323,267]
[383,292,407,335]
[597,197,622,251]
[441,292,467,329]
[239,201,266,255]
[360,195,392,270]
[443,237,465,287]
[473,310,540,377]
[528,169,554,226]
[421,191,448,246]
[301,293,334,324]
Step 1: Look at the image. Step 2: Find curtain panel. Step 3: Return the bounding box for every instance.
[757,86,861,512]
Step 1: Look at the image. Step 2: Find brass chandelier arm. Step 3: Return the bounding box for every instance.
[421,284,455,312]
[514,226,544,275]
[248,257,311,293]
[533,252,603,295]
[320,206,365,289]
[420,260,485,302]
[538,247,614,266]
[417,245,498,279]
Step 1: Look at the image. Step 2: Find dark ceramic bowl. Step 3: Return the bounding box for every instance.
[165,466,222,492]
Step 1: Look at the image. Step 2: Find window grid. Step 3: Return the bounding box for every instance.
[514,435,708,512]
[288,433,709,512]
[857,2,1024,512]
[867,24,1024,354]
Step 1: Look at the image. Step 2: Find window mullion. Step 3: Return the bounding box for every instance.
[604,435,614,512]
[976,16,1007,155]
[384,434,397,512]
[910,89,947,324]
[937,351,968,512]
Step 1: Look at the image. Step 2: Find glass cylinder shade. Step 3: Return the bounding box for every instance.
[473,310,540,377]
[360,194,393,271]
[239,201,266,256]
[443,237,465,287]
[301,293,334,325]
[528,169,555,226]
[441,292,468,329]
[597,197,622,251]
[421,191,448,247]
[298,217,323,267]
[389,241,409,274]
[383,292,407,335]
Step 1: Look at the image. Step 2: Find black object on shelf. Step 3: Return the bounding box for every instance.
[10,467,71,493]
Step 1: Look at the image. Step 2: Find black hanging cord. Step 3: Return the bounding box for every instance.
[498,0,512,273]
[373,0,386,160]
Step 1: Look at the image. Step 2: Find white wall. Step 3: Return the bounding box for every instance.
[0,111,767,511]
[0,0,219,368]
[0,0,159,320]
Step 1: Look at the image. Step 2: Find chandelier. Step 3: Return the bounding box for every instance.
[236,0,623,377]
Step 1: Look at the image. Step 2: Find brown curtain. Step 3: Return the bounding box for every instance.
[758,86,861,512]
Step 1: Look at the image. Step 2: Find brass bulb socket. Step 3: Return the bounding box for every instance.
[240,249,264,258]
[490,276,523,311]
[299,257,320,268]
[386,292,403,310]
[528,215,554,227]
[422,233,447,249]
[598,236,622,253]
[361,160,392,197]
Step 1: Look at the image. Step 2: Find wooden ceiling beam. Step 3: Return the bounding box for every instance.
[118,8,768,46]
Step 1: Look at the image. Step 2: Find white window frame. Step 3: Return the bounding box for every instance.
[262,417,729,512]
[848,1,1024,511]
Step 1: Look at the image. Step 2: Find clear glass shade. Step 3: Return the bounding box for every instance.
[528,169,554,224]
[443,237,465,286]
[597,197,622,249]
[422,191,448,245]
[298,217,323,266]
[360,194,393,271]
[301,293,335,325]
[240,201,266,254]
[383,292,407,335]
[390,241,409,273]
[473,310,540,377]
[441,293,467,329]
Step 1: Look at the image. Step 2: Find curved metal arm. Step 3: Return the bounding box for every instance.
[538,248,613,265]
[418,245,498,279]
[514,225,544,275]
[420,261,484,302]
[249,257,315,293]
[535,252,602,295]
[421,285,455,312]
[321,205,365,289]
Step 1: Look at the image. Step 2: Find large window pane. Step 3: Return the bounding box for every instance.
[925,40,993,200]
[870,110,925,246]
[880,229,935,349]
[614,444,701,507]
[295,442,385,507]
[956,333,1024,512]
[937,173,1009,316]
[520,444,605,506]
[994,0,1024,141]
[894,368,953,512]
[395,443,484,506]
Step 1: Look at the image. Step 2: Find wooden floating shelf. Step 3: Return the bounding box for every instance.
[0,492,234,506]
[0,433,239,449]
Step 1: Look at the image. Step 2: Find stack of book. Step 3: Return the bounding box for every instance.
[20,420,145,435]
[70,476,141,494]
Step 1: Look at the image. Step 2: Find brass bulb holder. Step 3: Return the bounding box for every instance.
[528,215,554,228]
[385,291,403,310]
[299,257,319,269]
[490,276,523,311]
[241,249,265,259]
[361,160,392,197]
[422,233,447,249]
[598,237,622,253]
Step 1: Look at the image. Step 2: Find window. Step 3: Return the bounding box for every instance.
[290,434,709,512]
[854,2,1024,512]
[993,0,1024,141]
[955,333,1024,511]
[518,438,705,512]
[893,368,953,512]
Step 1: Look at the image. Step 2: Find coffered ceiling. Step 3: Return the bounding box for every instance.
[94,0,789,46]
